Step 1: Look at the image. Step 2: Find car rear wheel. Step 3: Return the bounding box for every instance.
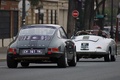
[77,56,79,62]
[111,46,117,61]
[57,49,68,68]
[104,54,110,62]
[104,50,111,62]
[111,55,116,61]
[68,51,77,66]
[7,54,18,68]
[21,62,29,67]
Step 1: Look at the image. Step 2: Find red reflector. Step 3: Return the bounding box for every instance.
[52,48,59,52]
[48,51,52,54]
[8,48,16,54]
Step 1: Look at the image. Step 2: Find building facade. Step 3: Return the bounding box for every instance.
[26,0,68,31]
[0,0,68,47]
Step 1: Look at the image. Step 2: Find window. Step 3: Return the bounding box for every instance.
[19,26,56,36]
[59,28,67,39]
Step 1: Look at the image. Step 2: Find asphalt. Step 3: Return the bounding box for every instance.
[0,42,120,61]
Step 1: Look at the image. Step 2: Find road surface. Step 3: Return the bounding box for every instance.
[0,56,120,80]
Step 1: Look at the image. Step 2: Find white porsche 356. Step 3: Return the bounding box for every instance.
[71,30,117,62]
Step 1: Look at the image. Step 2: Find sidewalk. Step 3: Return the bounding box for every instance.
[0,53,6,61]
[0,47,7,61]
[0,47,7,53]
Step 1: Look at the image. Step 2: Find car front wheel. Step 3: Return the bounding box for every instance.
[111,55,116,61]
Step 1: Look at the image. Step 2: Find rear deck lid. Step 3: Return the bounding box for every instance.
[74,35,99,42]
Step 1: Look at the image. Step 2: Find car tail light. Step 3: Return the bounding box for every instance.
[51,48,59,52]
[48,48,59,54]
[8,48,16,54]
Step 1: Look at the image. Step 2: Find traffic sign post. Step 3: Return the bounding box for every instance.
[72,10,79,18]
[72,10,79,35]
[18,0,30,26]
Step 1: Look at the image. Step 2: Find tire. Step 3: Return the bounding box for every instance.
[7,54,18,68]
[111,55,116,61]
[68,51,77,67]
[104,50,111,62]
[77,56,79,62]
[104,54,110,62]
[21,62,29,67]
[57,49,68,68]
[111,46,117,62]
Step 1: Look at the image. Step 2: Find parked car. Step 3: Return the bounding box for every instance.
[7,24,77,68]
[103,26,116,38]
[71,30,117,62]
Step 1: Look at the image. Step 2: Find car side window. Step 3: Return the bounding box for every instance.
[59,28,67,39]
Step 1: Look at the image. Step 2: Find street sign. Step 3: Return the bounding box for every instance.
[18,0,30,12]
[72,10,79,18]
[96,15,104,18]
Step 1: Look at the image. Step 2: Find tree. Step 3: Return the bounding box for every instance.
[67,0,76,38]
[29,0,40,6]
[67,0,107,37]
[83,0,94,30]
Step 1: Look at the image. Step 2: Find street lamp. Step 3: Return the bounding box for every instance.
[34,9,39,24]
[37,6,44,24]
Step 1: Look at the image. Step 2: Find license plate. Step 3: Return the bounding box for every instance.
[81,43,89,50]
[21,49,44,55]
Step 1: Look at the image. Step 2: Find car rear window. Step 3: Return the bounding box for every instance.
[19,26,56,36]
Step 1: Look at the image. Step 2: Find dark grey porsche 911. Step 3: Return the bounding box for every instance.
[7,24,77,68]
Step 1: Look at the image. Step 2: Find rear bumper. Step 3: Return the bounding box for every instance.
[7,52,63,62]
[76,51,108,58]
